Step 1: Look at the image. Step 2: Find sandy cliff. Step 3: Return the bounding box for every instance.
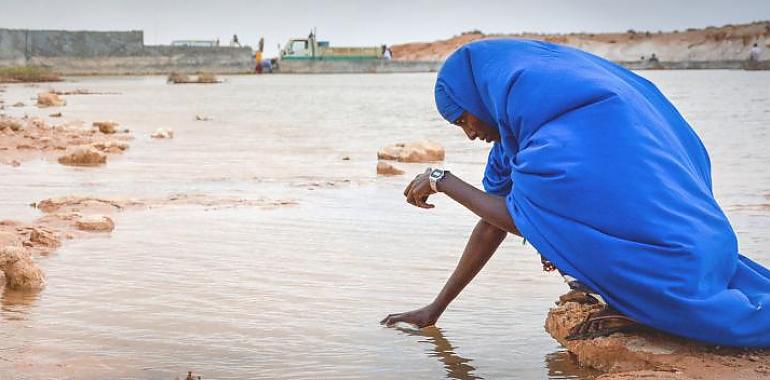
[392,21,770,63]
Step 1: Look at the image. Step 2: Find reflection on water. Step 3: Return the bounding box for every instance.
[0,71,768,379]
[545,351,602,380]
[1,287,41,320]
[395,325,481,380]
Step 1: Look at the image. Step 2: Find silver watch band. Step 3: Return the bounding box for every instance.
[429,168,448,192]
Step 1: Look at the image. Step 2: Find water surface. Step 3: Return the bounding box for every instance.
[0,71,768,379]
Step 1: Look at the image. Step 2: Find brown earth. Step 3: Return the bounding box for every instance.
[545,292,770,379]
[391,21,770,62]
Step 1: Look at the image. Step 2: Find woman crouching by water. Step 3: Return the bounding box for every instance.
[380,39,770,347]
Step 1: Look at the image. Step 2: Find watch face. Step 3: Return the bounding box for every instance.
[430,169,443,180]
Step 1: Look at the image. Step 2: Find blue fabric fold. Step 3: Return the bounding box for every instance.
[435,39,770,347]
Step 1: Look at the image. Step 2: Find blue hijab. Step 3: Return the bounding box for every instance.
[435,39,770,347]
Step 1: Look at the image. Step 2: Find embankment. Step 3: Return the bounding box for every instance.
[0,29,254,75]
[391,21,770,70]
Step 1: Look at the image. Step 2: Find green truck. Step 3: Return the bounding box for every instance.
[279,33,384,61]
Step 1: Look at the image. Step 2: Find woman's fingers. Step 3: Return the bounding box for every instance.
[380,313,397,325]
[380,313,404,326]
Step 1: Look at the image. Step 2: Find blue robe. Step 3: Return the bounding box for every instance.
[434,39,770,347]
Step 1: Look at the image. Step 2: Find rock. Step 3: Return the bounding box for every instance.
[377,160,405,176]
[377,141,445,163]
[0,117,22,131]
[49,112,62,117]
[195,114,211,121]
[341,156,351,161]
[29,117,47,128]
[0,246,45,290]
[92,121,118,134]
[150,128,174,139]
[28,227,60,249]
[12,101,25,107]
[75,215,115,232]
[36,92,66,107]
[167,72,190,84]
[545,293,770,379]
[196,72,218,83]
[92,140,129,153]
[35,196,127,214]
[57,148,107,166]
[0,231,22,248]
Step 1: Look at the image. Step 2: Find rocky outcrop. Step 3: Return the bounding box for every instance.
[0,116,131,165]
[377,141,445,163]
[150,128,174,139]
[75,215,115,232]
[92,121,118,134]
[0,246,45,290]
[57,148,107,166]
[377,160,405,176]
[0,117,22,131]
[545,293,770,379]
[36,92,66,107]
[91,140,129,153]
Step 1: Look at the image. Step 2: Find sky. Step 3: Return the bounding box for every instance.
[1,0,769,56]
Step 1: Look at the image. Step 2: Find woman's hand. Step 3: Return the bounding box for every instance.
[380,303,443,328]
[404,168,436,209]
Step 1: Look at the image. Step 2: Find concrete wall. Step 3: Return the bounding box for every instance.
[0,29,255,74]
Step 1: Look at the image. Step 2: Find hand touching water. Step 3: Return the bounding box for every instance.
[380,303,443,328]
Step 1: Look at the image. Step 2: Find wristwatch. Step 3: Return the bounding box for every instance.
[429,168,449,192]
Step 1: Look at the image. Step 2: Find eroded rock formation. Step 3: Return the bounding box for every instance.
[377,141,445,163]
[545,293,770,379]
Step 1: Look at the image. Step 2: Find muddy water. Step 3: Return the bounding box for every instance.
[1,71,769,379]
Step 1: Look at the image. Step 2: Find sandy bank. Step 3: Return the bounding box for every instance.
[391,21,770,65]
[545,292,770,379]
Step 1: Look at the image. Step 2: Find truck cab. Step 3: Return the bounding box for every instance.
[280,33,382,61]
[283,38,312,59]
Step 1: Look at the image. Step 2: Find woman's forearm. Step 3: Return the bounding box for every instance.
[431,219,508,313]
[438,172,521,236]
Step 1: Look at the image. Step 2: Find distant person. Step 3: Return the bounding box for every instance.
[750,43,762,61]
[383,46,392,60]
[261,59,273,74]
[381,39,770,348]
[648,53,659,63]
[231,34,241,47]
[258,37,265,53]
[216,38,220,47]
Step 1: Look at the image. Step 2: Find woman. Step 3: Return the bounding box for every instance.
[380,39,770,347]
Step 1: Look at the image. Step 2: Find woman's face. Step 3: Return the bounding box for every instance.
[453,112,500,143]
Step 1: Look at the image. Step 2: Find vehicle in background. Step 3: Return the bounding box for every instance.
[279,32,383,61]
[171,40,219,48]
